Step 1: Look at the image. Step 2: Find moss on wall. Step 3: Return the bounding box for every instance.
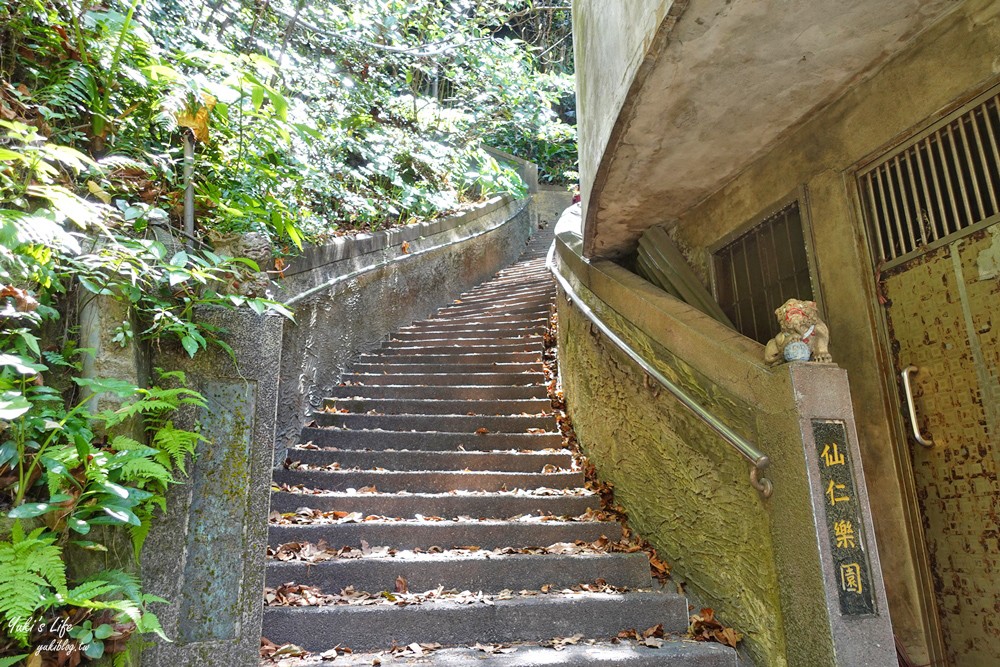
[557,293,787,666]
[666,3,1000,661]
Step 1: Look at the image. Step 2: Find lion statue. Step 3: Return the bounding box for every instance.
[764,298,832,366]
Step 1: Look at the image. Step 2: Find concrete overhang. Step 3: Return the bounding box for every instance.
[582,0,962,259]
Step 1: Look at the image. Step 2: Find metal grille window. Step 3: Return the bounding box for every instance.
[859,91,1000,267]
[713,202,814,345]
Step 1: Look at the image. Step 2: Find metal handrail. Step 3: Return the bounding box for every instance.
[547,246,773,498]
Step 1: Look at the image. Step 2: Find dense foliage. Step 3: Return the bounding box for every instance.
[0,0,574,662]
[2,0,575,243]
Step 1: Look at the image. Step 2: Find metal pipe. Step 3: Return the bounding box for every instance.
[547,245,773,498]
[901,365,934,447]
[183,130,195,250]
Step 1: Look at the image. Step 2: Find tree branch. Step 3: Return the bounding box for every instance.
[267,7,491,59]
[505,5,571,22]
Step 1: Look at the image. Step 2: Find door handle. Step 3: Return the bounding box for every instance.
[901,365,934,447]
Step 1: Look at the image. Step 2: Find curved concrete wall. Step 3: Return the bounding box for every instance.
[575,0,959,258]
[273,196,534,463]
[552,207,893,667]
[573,0,676,246]
[667,5,1000,662]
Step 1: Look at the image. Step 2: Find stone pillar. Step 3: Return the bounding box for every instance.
[786,362,896,666]
[140,308,283,667]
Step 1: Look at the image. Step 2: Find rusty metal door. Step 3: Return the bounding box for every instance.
[881,224,1000,667]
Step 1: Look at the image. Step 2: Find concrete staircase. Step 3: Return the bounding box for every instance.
[261,230,735,666]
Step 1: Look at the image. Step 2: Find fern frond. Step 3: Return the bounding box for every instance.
[18,541,67,596]
[83,569,142,603]
[65,580,119,603]
[153,368,186,384]
[119,457,173,485]
[136,609,168,641]
[0,572,49,641]
[150,423,202,474]
[115,398,180,420]
[36,60,100,119]
[92,599,142,625]
[143,386,207,410]
[130,513,152,561]
[110,435,146,451]
[98,155,153,173]
[0,527,67,641]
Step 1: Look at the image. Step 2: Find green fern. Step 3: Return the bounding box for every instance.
[102,386,205,428]
[110,436,174,487]
[150,422,202,475]
[83,569,142,604]
[0,655,30,667]
[119,456,173,485]
[0,525,67,643]
[64,580,120,604]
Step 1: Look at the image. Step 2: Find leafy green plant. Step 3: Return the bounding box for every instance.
[0,523,66,643]
[1,1,574,661]
[0,73,290,661]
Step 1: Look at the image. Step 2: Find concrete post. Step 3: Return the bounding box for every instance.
[786,362,896,666]
[140,308,283,667]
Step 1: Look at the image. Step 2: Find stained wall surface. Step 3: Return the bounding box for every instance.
[572,0,676,244]
[662,2,1000,663]
[552,214,895,666]
[274,196,535,463]
[575,0,961,258]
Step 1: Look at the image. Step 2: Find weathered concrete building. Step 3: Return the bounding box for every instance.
[560,1,999,665]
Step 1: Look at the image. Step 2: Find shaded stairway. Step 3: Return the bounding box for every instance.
[261,229,735,665]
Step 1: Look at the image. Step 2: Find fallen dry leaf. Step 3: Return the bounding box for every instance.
[689,608,743,648]
[547,634,584,651]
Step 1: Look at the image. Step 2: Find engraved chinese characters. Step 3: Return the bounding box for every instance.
[813,420,876,615]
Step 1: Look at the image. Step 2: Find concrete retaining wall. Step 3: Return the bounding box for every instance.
[142,309,283,667]
[552,207,894,667]
[136,193,536,665]
[273,195,535,463]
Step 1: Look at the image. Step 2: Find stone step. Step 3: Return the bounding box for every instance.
[428,307,550,322]
[299,641,735,666]
[397,318,548,332]
[402,318,548,332]
[268,491,597,518]
[356,352,542,366]
[262,591,688,652]
[471,273,550,286]
[388,332,544,345]
[299,427,564,450]
[393,323,546,336]
[348,363,543,376]
[325,385,548,400]
[491,269,550,279]
[378,340,543,352]
[344,372,544,386]
[435,301,551,316]
[321,397,552,415]
[443,292,553,308]
[462,282,551,296]
[261,231,718,662]
[475,266,549,278]
[272,468,583,494]
[415,314,549,328]
[268,519,617,551]
[265,552,654,593]
[285,448,573,472]
[312,412,556,432]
